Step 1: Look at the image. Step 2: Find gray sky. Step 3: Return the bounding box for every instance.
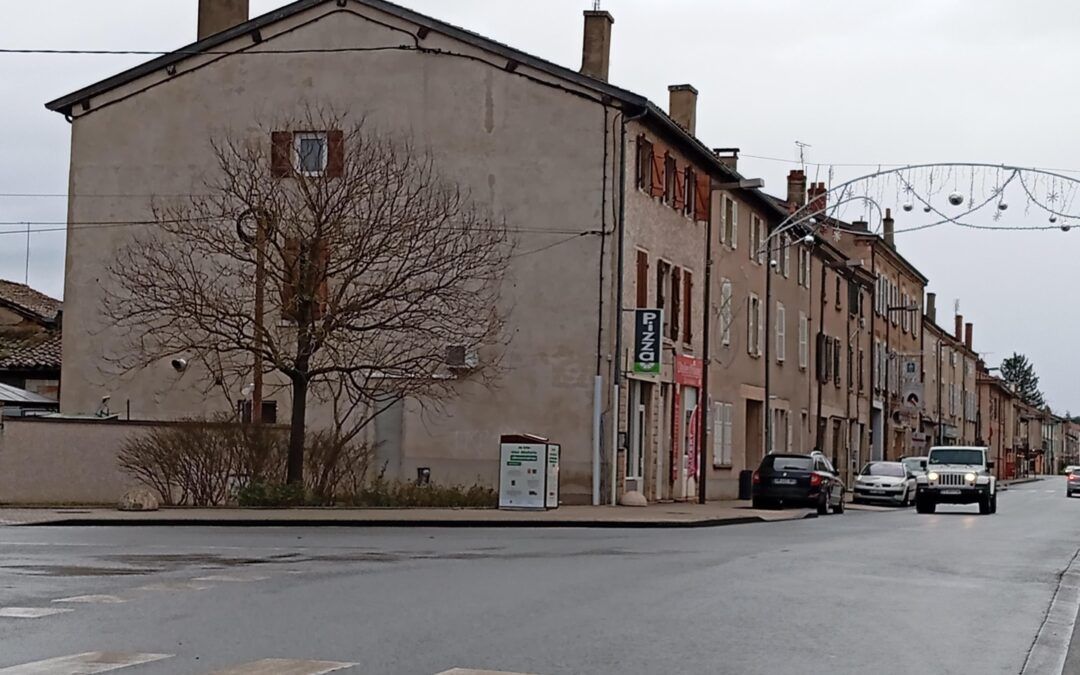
[2,0,1079,410]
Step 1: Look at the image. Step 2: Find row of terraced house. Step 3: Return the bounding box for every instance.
[2,0,1075,505]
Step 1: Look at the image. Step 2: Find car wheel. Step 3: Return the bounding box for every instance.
[901,487,911,507]
[834,492,845,514]
[979,495,992,515]
[916,496,936,514]
[990,494,998,514]
[816,493,829,515]
[752,496,769,510]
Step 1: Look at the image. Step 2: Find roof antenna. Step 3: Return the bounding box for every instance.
[593,0,602,9]
[795,140,811,171]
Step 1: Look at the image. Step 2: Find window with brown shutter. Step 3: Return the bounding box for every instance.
[650,149,665,199]
[673,161,686,212]
[636,135,652,191]
[657,260,670,336]
[683,270,693,343]
[670,267,681,341]
[664,153,677,205]
[271,131,293,178]
[683,167,695,216]
[694,171,711,222]
[636,250,649,308]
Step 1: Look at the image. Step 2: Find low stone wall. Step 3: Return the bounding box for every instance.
[0,418,161,505]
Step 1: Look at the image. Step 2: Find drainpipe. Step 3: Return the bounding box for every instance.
[593,108,611,506]
[697,187,714,504]
[814,258,827,451]
[611,106,647,506]
[764,235,773,457]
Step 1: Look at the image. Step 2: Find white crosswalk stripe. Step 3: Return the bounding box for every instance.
[0,652,172,674]
[205,659,355,674]
[51,595,127,605]
[0,608,73,619]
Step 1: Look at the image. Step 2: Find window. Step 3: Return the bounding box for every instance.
[833,337,842,388]
[238,400,277,424]
[657,261,670,336]
[683,270,693,344]
[671,267,682,341]
[723,196,738,248]
[636,135,653,191]
[635,250,649,308]
[714,402,734,467]
[847,344,854,391]
[748,293,762,357]
[798,311,809,370]
[858,349,865,392]
[835,275,842,310]
[901,292,910,332]
[780,235,791,278]
[818,333,832,383]
[749,215,765,264]
[682,166,695,216]
[295,132,328,175]
[797,247,809,287]
[720,279,733,346]
[776,302,786,363]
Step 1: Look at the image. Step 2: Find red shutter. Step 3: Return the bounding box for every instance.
[694,171,711,222]
[636,250,649,308]
[673,161,686,211]
[650,149,665,199]
[281,236,301,320]
[683,270,693,343]
[326,130,345,178]
[271,131,293,178]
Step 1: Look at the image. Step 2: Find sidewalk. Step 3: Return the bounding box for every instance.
[0,500,819,528]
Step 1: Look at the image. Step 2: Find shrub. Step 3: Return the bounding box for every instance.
[345,479,497,508]
[235,482,307,507]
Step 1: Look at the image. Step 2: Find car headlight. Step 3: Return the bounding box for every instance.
[927,472,939,481]
[965,473,977,482]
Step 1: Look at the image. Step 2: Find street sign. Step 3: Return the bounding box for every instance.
[633,309,663,374]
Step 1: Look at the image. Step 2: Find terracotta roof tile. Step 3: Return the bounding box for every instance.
[0,333,62,370]
[0,280,61,322]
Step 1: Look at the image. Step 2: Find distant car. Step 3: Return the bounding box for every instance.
[1065,465,1080,475]
[901,456,928,477]
[853,461,917,506]
[752,453,845,515]
[1068,471,1080,497]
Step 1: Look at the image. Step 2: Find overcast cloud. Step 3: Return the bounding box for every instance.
[1,0,1078,409]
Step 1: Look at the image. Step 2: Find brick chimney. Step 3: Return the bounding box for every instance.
[787,170,807,209]
[581,11,614,82]
[883,208,895,249]
[198,0,249,40]
[668,85,698,136]
[714,148,739,171]
[926,292,937,324]
[965,322,973,350]
[955,314,964,341]
[808,182,827,215]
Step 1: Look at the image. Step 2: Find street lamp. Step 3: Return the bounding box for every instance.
[884,303,920,461]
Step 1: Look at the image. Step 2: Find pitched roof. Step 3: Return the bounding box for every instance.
[0,280,62,324]
[44,0,756,194]
[0,382,57,405]
[0,333,62,371]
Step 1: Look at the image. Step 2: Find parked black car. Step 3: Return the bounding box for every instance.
[752,452,845,514]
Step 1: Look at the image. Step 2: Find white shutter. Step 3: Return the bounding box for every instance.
[758,297,765,357]
[732,202,739,249]
[713,403,724,467]
[787,414,793,452]
[747,296,755,355]
[798,311,808,369]
[721,280,733,346]
[776,302,786,362]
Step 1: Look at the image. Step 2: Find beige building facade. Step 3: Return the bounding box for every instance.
[921,300,979,449]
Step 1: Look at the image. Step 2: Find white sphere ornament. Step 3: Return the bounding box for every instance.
[902,203,913,212]
[948,191,964,206]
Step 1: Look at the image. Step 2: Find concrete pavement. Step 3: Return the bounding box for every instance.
[0,477,1077,674]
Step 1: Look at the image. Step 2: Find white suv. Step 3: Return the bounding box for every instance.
[915,446,997,515]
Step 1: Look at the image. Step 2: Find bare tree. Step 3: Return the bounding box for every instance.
[106,108,513,485]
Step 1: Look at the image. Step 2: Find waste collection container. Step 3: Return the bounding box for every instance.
[738,469,754,500]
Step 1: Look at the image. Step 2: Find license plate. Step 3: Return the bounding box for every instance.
[869,490,886,495]
[941,489,962,495]
[774,478,797,485]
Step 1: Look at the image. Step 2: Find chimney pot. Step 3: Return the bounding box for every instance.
[955,314,964,341]
[883,207,895,249]
[713,147,739,171]
[198,0,249,40]
[807,182,828,216]
[787,170,807,209]
[965,322,973,350]
[581,11,615,82]
[926,292,937,324]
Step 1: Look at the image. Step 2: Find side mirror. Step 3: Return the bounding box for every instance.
[987,461,995,470]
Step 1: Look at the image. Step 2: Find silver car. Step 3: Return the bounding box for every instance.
[853,461,917,506]
[901,456,928,478]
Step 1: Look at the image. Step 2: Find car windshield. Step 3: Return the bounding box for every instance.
[929,449,984,465]
[767,456,813,471]
[861,462,905,477]
[902,458,925,472]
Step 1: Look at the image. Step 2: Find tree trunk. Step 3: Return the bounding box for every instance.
[287,375,308,485]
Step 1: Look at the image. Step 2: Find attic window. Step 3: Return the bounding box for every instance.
[295,133,328,175]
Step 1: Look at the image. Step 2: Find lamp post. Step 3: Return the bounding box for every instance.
[883,303,919,460]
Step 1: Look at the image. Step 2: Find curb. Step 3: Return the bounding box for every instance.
[15,512,820,529]
[1022,548,1080,674]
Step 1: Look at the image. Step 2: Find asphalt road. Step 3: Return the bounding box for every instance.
[1,478,1079,675]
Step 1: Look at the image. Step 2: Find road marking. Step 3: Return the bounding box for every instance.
[52,595,127,605]
[193,574,270,583]
[0,607,73,619]
[136,581,213,592]
[205,659,355,674]
[0,652,171,674]
[437,670,540,675]
[1021,550,1080,674]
